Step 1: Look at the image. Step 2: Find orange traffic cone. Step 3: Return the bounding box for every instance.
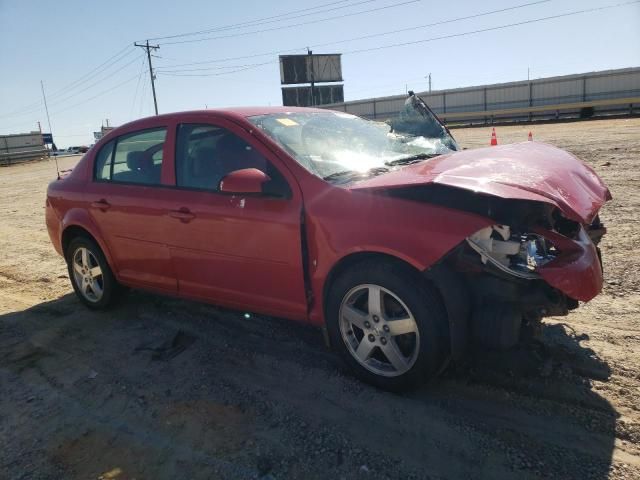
[490,128,498,146]
[528,131,533,141]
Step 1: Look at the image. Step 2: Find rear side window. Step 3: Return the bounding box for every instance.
[94,128,166,185]
[175,123,291,197]
[94,141,114,181]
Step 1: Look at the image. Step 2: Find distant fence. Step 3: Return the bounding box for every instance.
[322,67,640,124]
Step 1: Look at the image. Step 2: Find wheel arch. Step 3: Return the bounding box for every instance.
[322,252,423,312]
[60,213,116,274]
[62,225,97,258]
[321,251,472,360]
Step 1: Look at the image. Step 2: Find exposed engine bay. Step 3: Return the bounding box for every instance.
[466,225,559,279]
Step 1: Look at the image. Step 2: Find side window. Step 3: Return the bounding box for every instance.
[175,123,291,198]
[108,128,166,185]
[94,140,114,181]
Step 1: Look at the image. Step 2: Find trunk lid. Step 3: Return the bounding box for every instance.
[349,141,611,224]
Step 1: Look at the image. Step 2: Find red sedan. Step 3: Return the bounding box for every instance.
[46,95,611,390]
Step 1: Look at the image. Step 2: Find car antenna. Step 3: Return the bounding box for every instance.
[53,151,60,179]
[40,80,60,179]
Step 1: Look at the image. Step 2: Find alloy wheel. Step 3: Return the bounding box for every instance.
[339,284,420,377]
[72,247,104,303]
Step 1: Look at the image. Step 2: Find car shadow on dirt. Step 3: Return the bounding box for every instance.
[0,291,618,480]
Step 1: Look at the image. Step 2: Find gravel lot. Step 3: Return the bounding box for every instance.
[1,118,639,480]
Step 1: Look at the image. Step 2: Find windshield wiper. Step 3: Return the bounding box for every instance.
[385,153,438,166]
[323,167,389,182]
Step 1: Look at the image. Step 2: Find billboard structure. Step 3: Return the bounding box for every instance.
[282,85,344,108]
[93,124,115,141]
[279,52,344,107]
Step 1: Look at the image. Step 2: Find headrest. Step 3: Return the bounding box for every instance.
[217,134,251,153]
[192,146,216,161]
[126,151,148,171]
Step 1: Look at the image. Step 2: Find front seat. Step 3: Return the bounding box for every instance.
[216,134,267,178]
[115,151,154,183]
[188,146,221,190]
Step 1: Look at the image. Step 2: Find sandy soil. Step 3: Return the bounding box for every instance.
[1,118,639,479]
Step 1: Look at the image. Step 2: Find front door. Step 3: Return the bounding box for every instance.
[88,127,177,293]
[162,121,308,320]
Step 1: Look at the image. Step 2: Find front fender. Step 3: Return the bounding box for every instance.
[304,187,493,326]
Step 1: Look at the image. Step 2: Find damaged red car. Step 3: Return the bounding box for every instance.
[45,94,611,390]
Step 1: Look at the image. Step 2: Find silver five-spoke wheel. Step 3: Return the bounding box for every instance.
[72,247,104,303]
[339,284,420,377]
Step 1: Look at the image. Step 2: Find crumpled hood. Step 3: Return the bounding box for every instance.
[349,142,611,224]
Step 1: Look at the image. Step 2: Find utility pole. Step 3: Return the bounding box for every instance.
[428,73,432,92]
[307,47,315,107]
[134,40,160,115]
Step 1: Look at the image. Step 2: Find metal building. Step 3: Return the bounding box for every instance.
[323,67,640,124]
[0,132,48,166]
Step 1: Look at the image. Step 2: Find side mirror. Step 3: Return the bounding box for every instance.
[219,168,271,194]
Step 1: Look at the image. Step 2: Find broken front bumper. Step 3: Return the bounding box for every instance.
[537,226,603,302]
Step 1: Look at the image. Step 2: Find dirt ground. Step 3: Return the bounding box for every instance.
[1,118,639,480]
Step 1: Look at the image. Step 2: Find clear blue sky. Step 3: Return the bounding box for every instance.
[1,0,638,147]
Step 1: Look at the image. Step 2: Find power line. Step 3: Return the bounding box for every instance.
[156,61,277,72]
[3,0,636,133]
[343,0,640,55]
[155,0,550,70]
[0,48,138,120]
[312,0,551,49]
[48,73,141,118]
[157,61,273,77]
[129,57,147,119]
[161,0,419,45]
[155,47,306,70]
[47,55,143,108]
[155,1,638,79]
[138,72,148,117]
[157,61,274,74]
[3,54,142,120]
[46,47,136,101]
[50,75,140,118]
[145,0,355,41]
[0,46,135,119]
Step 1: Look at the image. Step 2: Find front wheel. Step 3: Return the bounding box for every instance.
[66,236,119,309]
[326,259,449,391]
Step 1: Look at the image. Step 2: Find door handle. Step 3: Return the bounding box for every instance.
[91,199,110,210]
[168,209,195,222]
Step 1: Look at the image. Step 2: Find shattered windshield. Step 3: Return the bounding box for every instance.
[248,94,458,184]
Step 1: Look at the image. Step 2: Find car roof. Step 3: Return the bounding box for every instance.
[108,106,339,136]
[213,106,334,117]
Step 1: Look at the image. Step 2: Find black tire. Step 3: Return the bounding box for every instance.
[66,236,120,310]
[326,258,449,391]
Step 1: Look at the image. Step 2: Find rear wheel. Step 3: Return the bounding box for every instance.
[326,259,448,391]
[66,237,119,309]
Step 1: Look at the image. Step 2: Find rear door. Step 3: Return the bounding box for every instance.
[88,126,177,292]
[161,117,308,320]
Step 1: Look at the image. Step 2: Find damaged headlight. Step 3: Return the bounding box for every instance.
[514,233,558,272]
[467,226,558,279]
